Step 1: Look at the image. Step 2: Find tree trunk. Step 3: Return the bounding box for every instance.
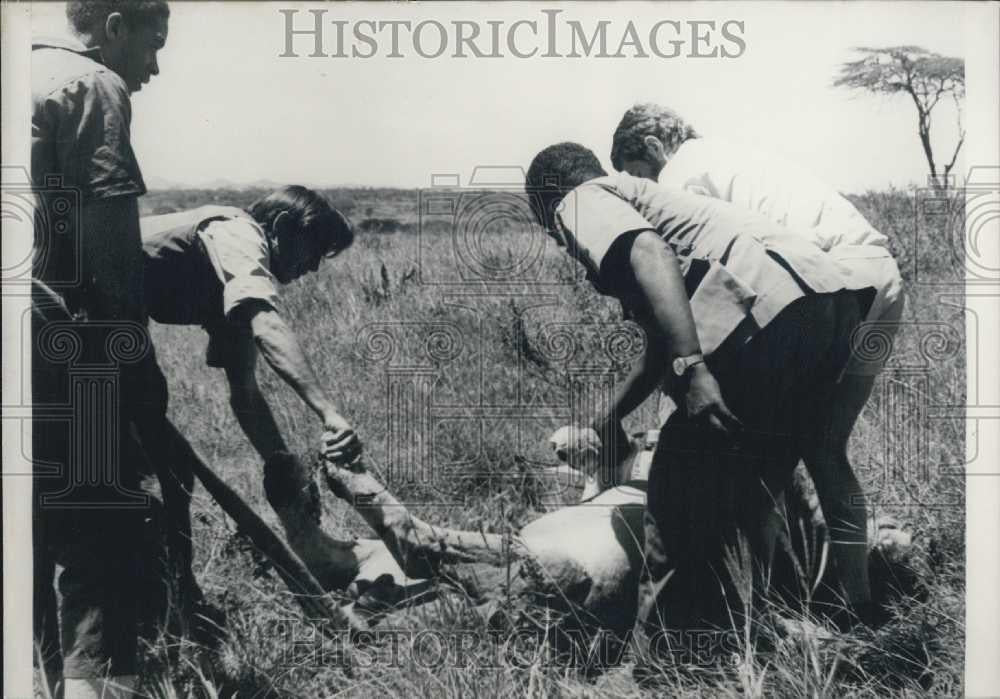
[917,113,940,190]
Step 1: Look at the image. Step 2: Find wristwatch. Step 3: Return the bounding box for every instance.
[672,352,705,377]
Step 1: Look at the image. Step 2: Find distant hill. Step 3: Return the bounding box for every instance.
[146,176,303,191]
[139,185,421,221]
[138,184,533,233]
[145,175,187,190]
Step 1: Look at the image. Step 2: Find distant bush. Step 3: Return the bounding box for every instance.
[358,217,410,234]
[848,187,965,286]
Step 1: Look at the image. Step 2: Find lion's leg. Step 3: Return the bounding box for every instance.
[263,453,364,591]
[321,460,528,580]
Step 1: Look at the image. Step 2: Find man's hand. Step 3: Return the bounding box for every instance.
[321,412,363,465]
[683,364,742,434]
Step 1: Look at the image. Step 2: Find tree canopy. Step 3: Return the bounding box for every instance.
[835,46,965,187]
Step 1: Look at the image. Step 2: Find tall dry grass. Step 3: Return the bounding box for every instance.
[122,186,966,697]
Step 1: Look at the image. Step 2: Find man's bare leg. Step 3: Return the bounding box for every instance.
[800,293,905,619]
[800,372,875,615]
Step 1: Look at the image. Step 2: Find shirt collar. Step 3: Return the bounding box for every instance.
[32,33,104,61]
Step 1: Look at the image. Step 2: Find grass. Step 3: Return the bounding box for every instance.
[107,186,969,696]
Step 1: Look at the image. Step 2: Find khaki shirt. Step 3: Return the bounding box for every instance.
[554,173,874,356]
[142,206,281,367]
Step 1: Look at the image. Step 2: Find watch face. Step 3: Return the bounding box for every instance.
[672,357,685,376]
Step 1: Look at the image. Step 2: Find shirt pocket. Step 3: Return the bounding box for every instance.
[688,260,758,355]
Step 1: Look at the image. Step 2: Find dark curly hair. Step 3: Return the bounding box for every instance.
[66,0,170,32]
[248,185,354,259]
[525,143,606,229]
[610,103,699,171]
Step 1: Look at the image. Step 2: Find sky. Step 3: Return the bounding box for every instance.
[31,1,974,193]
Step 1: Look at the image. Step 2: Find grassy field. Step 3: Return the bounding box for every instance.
[118,186,966,697]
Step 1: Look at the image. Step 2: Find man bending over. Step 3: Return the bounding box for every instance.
[525,142,874,651]
[610,103,906,619]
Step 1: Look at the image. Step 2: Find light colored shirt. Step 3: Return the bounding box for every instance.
[200,213,281,319]
[142,206,281,321]
[658,137,902,322]
[142,206,281,367]
[554,173,873,355]
[659,138,887,249]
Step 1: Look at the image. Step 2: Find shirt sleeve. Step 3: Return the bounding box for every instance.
[197,218,281,319]
[555,183,657,285]
[42,69,145,201]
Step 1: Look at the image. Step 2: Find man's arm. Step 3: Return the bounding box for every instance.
[78,196,145,321]
[222,335,288,460]
[602,335,669,425]
[241,303,361,462]
[592,231,740,436]
[588,322,669,463]
[247,305,336,420]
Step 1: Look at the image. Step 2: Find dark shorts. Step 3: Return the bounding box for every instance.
[636,291,863,635]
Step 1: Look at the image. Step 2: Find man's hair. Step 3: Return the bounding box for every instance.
[610,103,699,171]
[66,1,170,33]
[525,143,607,229]
[248,185,354,258]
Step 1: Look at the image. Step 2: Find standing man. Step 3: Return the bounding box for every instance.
[32,2,169,695]
[611,103,906,619]
[525,143,873,657]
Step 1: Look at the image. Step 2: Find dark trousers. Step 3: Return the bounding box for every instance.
[635,292,863,640]
[31,285,170,680]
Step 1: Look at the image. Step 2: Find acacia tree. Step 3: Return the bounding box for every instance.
[835,46,965,189]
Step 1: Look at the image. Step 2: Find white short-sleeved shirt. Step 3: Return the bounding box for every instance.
[659,138,888,249]
[657,138,902,321]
